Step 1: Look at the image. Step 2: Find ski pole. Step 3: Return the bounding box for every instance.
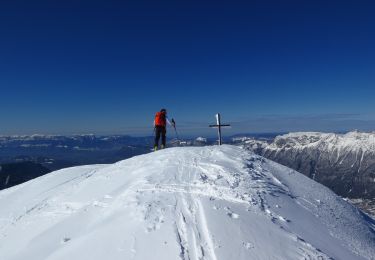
[174,126,180,140]
[171,119,180,140]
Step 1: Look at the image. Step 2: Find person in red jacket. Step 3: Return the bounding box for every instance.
[154,108,175,151]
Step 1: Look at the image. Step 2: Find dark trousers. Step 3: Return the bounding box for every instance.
[154,126,166,147]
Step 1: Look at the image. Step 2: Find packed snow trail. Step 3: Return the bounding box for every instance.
[0,145,374,260]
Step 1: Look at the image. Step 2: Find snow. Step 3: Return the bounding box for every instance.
[195,137,207,143]
[269,131,375,153]
[0,145,374,260]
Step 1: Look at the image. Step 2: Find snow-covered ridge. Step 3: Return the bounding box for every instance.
[0,146,374,260]
[271,131,375,152]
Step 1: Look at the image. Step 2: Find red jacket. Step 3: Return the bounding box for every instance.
[154,112,166,127]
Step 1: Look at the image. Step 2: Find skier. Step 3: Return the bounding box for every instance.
[153,108,175,151]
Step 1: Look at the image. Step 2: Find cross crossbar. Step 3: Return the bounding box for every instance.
[209,124,231,127]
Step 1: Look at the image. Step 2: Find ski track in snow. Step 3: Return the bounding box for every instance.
[0,146,374,260]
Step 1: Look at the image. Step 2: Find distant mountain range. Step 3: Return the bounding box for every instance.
[0,135,155,191]
[0,134,153,169]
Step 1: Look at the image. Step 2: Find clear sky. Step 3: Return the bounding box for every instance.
[1,0,374,136]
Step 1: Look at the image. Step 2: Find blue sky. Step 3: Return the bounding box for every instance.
[0,0,374,136]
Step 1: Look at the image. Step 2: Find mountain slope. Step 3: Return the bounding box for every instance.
[0,146,374,260]
[239,131,375,199]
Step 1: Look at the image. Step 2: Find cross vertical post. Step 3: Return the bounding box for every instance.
[216,113,222,145]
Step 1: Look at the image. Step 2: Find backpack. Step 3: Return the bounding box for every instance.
[155,112,166,126]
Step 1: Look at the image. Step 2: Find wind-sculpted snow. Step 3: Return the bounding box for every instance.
[0,146,374,260]
[240,131,375,199]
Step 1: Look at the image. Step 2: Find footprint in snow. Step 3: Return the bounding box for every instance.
[200,173,208,181]
[278,215,290,223]
[243,242,254,250]
[227,212,240,219]
[224,207,239,219]
[61,237,71,243]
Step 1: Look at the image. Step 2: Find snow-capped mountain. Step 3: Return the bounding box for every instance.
[239,131,375,200]
[0,146,374,260]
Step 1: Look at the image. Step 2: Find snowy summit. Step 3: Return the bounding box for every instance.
[0,145,374,260]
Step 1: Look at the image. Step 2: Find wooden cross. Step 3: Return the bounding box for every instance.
[209,113,231,145]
